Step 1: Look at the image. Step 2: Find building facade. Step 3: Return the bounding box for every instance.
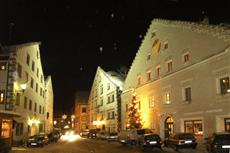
[121,19,230,139]
[45,76,54,133]
[88,66,124,133]
[0,42,51,145]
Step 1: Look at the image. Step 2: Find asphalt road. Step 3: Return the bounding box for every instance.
[10,136,207,153]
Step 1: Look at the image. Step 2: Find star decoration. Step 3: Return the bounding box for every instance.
[99,46,103,53]
[111,13,114,19]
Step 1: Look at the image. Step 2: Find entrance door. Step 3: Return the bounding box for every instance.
[165,117,174,138]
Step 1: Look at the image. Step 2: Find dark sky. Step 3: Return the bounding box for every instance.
[1,0,230,115]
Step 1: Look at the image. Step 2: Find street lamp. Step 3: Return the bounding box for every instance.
[20,83,27,93]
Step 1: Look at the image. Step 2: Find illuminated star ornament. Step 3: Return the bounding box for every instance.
[99,46,103,53]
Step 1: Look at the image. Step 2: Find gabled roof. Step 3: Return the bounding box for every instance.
[123,19,230,90]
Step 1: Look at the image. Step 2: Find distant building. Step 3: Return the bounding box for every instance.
[88,66,124,132]
[0,42,53,145]
[74,91,89,133]
[121,19,230,139]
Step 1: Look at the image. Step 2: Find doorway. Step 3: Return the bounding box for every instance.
[165,117,174,138]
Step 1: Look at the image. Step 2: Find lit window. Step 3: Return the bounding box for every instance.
[184,120,203,135]
[1,119,11,138]
[165,92,171,104]
[225,118,230,132]
[167,61,173,72]
[0,90,5,103]
[0,62,7,71]
[220,77,230,94]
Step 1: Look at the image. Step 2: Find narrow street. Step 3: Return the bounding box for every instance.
[10,136,207,153]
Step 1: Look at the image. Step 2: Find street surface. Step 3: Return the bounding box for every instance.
[11,135,207,153]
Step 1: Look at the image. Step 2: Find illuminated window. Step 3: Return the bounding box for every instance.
[225,118,230,132]
[146,71,151,81]
[165,92,171,104]
[184,120,203,135]
[0,62,7,71]
[220,77,230,94]
[156,66,160,78]
[0,90,5,103]
[17,63,22,78]
[1,119,11,138]
[167,60,173,72]
[26,54,30,66]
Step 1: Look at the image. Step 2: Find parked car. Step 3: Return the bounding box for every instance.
[80,129,90,137]
[118,128,153,146]
[0,139,11,153]
[26,135,48,147]
[97,132,108,140]
[88,129,100,138]
[139,134,163,150]
[205,132,230,153]
[107,132,118,142]
[164,133,197,151]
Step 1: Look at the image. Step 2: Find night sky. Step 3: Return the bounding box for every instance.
[1,0,230,115]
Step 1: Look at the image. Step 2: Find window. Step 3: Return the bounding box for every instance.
[184,87,191,101]
[39,105,41,114]
[34,103,37,112]
[184,120,203,135]
[0,62,7,71]
[111,95,114,102]
[29,100,32,110]
[164,41,168,49]
[16,93,20,106]
[30,78,34,89]
[146,71,151,81]
[111,111,115,119]
[149,96,154,108]
[100,85,103,95]
[35,83,38,93]
[0,90,5,103]
[16,123,23,136]
[47,112,49,119]
[26,54,30,66]
[24,97,27,109]
[82,107,87,113]
[147,53,151,60]
[25,72,29,81]
[220,77,230,94]
[107,112,110,120]
[224,118,230,132]
[1,119,11,138]
[183,53,190,63]
[165,92,171,104]
[32,61,35,71]
[107,96,110,104]
[36,68,39,77]
[107,83,110,90]
[137,76,141,85]
[156,66,160,78]
[17,63,22,78]
[167,61,173,72]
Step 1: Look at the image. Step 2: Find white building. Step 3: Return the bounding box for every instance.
[88,66,124,132]
[0,42,52,145]
[121,19,230,139]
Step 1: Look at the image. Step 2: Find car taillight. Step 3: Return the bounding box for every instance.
[179,140,185,144]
